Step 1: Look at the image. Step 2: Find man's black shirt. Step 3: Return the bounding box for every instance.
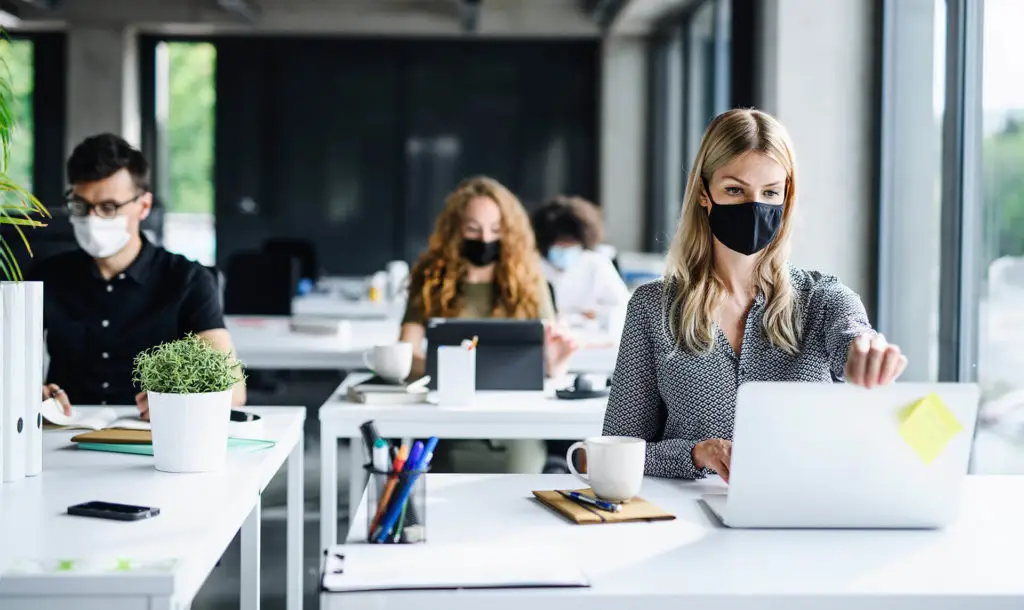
[29,239,225,405]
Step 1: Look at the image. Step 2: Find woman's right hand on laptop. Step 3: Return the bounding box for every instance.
[42,384,72,416]
[693,438,732,483]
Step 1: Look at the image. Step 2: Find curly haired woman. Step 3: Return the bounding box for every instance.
[400,175,577,377]
[399,176,578,472]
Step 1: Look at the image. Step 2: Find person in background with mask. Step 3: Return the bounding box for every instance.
[400,176,577,377]
[602,109,906,482]
[400,176,577,473]
[30,133,246,418]
[531,195,629,323]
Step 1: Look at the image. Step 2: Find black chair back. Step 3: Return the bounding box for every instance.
[224,251,298,316]
[262,238,319,284]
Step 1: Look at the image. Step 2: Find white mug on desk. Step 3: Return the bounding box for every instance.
[362,343,413,383]
[566,436,646,503]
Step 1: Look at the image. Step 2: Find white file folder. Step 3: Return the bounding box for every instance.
[2,282,27,482]
[24,281,44,476]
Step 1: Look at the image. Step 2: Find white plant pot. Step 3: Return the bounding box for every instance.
[148,390,232,473]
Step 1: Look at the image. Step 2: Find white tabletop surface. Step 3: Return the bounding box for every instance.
[327,473,1024,610]
[319,373,607,439]
[0,406,304,604]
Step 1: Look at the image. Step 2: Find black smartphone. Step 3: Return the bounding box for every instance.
[67,501,160,521]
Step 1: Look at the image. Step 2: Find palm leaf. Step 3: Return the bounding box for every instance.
[0,236,21,281]
[0,28,50,281]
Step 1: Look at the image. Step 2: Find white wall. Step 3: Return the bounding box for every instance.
[758,0,878,306]
[599,36,648,252]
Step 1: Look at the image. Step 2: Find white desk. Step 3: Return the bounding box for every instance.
[227,316,398,370]
[0,406,306,610]
[318,374,606,552]
[292,295,401,320]
[228,316,619,373]
[323,473,1024,610]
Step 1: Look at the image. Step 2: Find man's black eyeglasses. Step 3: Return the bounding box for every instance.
[64,189,144,219]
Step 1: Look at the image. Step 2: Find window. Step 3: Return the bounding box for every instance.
[973,0,1024,470]
[0,37,34,194]
[155,41,216,265]
[646,0,733,252]
[877,0,946,382]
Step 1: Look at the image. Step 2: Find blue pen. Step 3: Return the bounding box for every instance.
[559,490,622,513]
[372,441,423,542]
[374,437,438,542]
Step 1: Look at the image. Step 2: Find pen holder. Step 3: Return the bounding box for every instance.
[437,345,476,406]
[364,465,428,544]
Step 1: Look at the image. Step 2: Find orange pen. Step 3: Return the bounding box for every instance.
[369,445,409,534]
[469,335,479,351]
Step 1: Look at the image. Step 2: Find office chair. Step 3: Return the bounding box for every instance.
[262,238,319,285]
[223,250,299,316]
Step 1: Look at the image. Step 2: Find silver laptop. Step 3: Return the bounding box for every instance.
[702,382,979,529]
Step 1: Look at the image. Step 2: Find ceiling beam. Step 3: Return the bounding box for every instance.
[217,0,261,23]
[582,0,629,29]
[11,0,60,9]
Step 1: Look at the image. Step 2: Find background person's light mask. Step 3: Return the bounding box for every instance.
[71,215,131,258]
[547,245,583,270]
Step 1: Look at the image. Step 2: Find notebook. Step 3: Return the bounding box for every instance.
[74,437,276,455]
[346,375,431,405]
[320,543,589,593]
[533,489,676,525]
[41,400,150,431]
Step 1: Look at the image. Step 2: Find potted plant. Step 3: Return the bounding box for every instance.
[133,334,245,473]
[1,34,50,483]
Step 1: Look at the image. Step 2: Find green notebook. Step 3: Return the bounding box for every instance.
[77,437,276,456]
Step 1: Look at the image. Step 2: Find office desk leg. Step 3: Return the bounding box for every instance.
[319,426,338,553]
[287,434,304,610]
[241,497,262,610]
[347,437,364,527]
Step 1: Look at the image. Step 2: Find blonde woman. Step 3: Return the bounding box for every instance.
[602,109,907,481]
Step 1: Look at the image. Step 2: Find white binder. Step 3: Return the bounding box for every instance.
[2,282,27,482]
[24,281,44,476]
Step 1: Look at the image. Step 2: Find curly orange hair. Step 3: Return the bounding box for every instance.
[407,176,544,320]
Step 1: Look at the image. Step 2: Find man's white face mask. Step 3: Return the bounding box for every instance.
[70,215,131,259]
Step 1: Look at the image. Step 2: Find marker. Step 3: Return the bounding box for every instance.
[371,438,390,498]
[371,441,423,542]
[371,438,389,473]
[558,490,622,513]
[368,445,409,535]
[373,437,438,543]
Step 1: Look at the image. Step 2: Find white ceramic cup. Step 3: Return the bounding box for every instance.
[566,436,646,503]
[362,342,413,383]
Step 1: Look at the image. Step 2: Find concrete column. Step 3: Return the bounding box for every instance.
[599,36,647,253]
[65,24,141,158]
[758,0,878,308]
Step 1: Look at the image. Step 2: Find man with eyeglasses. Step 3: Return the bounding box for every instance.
[29,133,246,418]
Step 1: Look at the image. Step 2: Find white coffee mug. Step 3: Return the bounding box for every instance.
[566,436,646,503]
[362,343,413,383]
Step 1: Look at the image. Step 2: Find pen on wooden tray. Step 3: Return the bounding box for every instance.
[559,490,622,513]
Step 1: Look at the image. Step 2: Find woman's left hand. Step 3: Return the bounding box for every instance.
[544,322,579,378]
[845,333,907,389]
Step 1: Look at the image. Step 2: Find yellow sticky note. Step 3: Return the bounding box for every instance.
[898,393,963,465]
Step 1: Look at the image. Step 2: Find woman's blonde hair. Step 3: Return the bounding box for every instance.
[665,108,801,355]
[407,176,544,320]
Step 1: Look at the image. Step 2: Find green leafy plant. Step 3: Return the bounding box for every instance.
[0,33,49,281]
[133,334,245,395]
